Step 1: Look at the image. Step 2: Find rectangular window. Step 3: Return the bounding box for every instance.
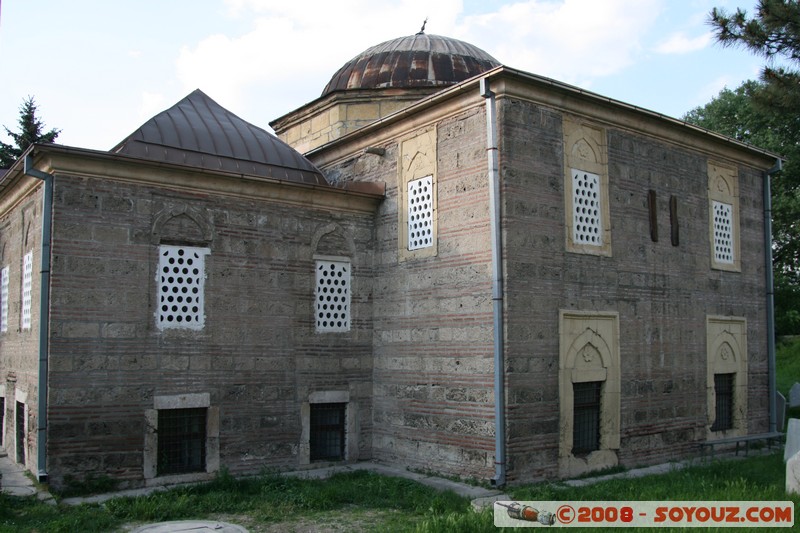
[1,266,8,332]
[407,176,434,250]
[572,170,603,246]
[310,403,346,461]
[157,245,208,330]
[573,381,602,454]
[315,259,351,333]
[16,401,25,464]
[21,252,32,330]
[711,373,735,431]
[712,201,734,265]
[157,408,207,475]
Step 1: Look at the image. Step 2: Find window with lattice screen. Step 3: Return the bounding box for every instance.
[708,161,739,271]
[156,245,209,330]
[315,259,351,333]
[21,252,32,330]
[1,266,8,333]
[712,201,734,264]
[407,176,433,250]
[572,170,603,246]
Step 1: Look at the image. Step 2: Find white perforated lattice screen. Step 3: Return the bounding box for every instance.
[712,201,734,264]
[157,245,208,330]
[315,260,351,332]
[21,252,32,330]
[572,170,602,246]
[407,176,433,250]
[1,266,8,333]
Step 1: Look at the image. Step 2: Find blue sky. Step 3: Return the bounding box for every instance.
[0,0,771,152]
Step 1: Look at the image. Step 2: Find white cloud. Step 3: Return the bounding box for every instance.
[654,32,712,54]
[176,0,466,123]
[455,0,664,86]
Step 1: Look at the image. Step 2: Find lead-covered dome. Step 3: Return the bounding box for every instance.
[322,33,500,96]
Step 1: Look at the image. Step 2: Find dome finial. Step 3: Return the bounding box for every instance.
[417,17,427,35]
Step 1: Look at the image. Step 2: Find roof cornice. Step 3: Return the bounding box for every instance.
[0,144,383,218]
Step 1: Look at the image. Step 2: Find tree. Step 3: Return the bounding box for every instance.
[0,96,60,168]
[688,0,800,334]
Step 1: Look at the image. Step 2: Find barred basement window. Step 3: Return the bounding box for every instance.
[310,403,346,461]
[573,381,602,455]
[712,201,734,264]
[407,176,433,250]
[711,373,735,432]
[572,170,603,246]
[157,408,206,475]
[16,401,25,464]
[315,259,350,332]
[21,252,32,330]
[1,266,8,333]
[157,245,208,330]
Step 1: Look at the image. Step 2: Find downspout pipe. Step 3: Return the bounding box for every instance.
[24,153,53,483]
[764,158,782,434]
[480,78,506,487]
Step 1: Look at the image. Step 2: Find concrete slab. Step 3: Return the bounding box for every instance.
[131,521,247,532]
[785,418,800,462]
[787,450,800,496]
[790,383,800,408]
[0,449,55,503]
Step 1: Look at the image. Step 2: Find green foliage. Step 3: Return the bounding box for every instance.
[686,1,800,333]
[0,96,60,168]
[776,335,800,397]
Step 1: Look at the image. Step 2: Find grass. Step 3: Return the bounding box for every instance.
[0,453,798,532]
[1,338,797,532]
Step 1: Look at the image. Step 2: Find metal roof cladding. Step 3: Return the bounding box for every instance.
[322,32,500,96]
[112,89,327,185]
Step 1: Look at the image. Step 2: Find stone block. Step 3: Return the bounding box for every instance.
[790,383,800,407]
[777,391,786,432]
[785,418,800,462]
[787,450,800,495]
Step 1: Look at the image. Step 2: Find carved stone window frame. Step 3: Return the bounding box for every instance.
[558,310,620,477]
[706,316,747,439]
[397,128,438,261]
[563,116,611,256]
[707,161,741,272]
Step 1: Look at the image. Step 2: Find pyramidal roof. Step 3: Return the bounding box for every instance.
[113,89,326,185]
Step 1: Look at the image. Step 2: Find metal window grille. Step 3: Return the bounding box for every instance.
[157,245,207,330]
[712,201,734,264]
[407,176,433,250]
[0,266,8,332]
[16,401,25,464]
[21,252,32,330]
[315,260,351,332]
[572,170,602,245]
[310,403,346,461]
[157,408,207,475]
[711,373,735,431]
[573,381,602,455]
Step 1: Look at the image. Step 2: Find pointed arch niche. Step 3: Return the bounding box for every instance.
[706,316,747,439]
[563,116,611,256]
[559,310,620,477]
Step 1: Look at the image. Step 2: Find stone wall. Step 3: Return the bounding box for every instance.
[44,171,377,489]
[320,103,498,480]
[500,97,768,482]
[0,181,44,473]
